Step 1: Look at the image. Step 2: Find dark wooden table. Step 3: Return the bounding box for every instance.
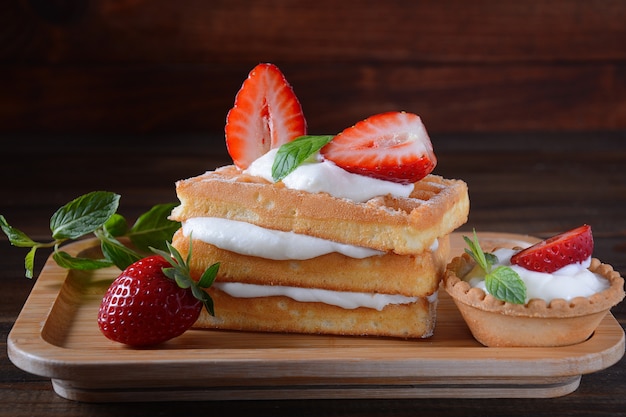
[1,133,625,417]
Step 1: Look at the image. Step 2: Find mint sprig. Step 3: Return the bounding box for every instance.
[1,191,181,278]
[271,135,334,181]
[463,230,527,304]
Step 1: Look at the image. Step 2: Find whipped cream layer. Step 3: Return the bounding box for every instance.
[182,217,440,310]
[182,217,384,260]
[244,148,414,203]
[467,248,610,303]
[215,282,436,311]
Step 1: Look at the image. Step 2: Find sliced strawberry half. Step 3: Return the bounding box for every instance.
[320,112,437,184]
[510,225,594,273]
[225,63,307,169]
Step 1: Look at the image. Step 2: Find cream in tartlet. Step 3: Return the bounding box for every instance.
[444,246,624,347]
[464,248,610,304]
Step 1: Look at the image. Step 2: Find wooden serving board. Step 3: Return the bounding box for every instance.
[7,233,625,402]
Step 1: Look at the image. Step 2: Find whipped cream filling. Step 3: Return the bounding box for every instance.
[466,248,610,303]
[244,148,414,203]
[214,282,437,311]
[182,217,385,260]
[182,218,440,310]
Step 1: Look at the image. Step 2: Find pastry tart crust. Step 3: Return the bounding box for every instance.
[443,254,625,347]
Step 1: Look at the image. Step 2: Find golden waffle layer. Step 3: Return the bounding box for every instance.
[194,288,438,339]
[173,230,450,297]
[170,166,470,255]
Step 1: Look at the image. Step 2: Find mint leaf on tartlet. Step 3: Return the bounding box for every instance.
[463,230,527,305]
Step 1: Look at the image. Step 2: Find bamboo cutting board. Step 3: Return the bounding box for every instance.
[7,232,625,402]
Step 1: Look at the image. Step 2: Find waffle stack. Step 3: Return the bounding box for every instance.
[169,166,469,338]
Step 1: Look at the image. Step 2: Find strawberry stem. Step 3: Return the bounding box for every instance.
[150,237,219,316]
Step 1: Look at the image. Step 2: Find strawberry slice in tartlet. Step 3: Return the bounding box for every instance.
[511,224,593,273]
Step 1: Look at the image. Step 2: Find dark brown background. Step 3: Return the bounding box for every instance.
[2,1,626,416]
[3,0,626,140]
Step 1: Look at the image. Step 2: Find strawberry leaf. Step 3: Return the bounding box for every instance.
[165,240,186,267]
[194,288,215,316]
[50,191,120,240]
[173,270,193,289]
[272,135,334,181]
[150,238,218,316]
[198,262,219,288]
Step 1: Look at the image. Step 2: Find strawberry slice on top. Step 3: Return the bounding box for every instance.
[320,112,437,184]
[225,63,307,169]
[510,224,594,273]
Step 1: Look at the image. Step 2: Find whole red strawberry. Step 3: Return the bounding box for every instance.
[510,225,594,273]
[225,63,307,169]
[321,112,437,184]
[97,242,218,346]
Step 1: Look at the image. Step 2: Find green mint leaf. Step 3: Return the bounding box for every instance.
[484,252,498,266]
[99,234,142,270]
[104,213,128,237]
[50,191,120,240]
[463,230,491,272]
[271,135,334,182]
[24,246,37,279]
[52,251,114,270]
[128,203,180,252]
[0,215,38,248]
[485,266,527,304]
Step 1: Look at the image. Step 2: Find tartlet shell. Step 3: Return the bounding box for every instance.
[443,254,625,347]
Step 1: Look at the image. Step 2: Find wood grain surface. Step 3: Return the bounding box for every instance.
[1,134,625,416]
[8,233,621,402]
